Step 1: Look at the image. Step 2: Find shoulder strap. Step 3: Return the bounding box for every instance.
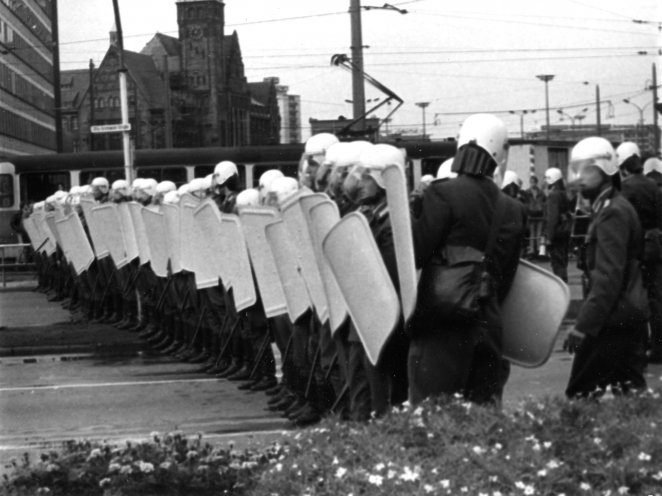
[484,193,507,260]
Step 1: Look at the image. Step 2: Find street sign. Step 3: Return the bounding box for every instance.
[90,123,131,134]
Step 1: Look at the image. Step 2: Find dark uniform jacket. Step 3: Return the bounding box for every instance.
[621,173,662,232]
[412,175,526,325]
[546,181,571,241]
[575,188,644,337]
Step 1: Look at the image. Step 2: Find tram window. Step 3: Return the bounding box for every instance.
[20,172,70,203]
[193,165,214,178]
[0,174,14,208]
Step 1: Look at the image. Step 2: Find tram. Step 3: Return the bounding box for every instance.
[0,140,457,243]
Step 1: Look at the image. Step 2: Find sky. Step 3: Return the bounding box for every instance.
[57,0,661,140]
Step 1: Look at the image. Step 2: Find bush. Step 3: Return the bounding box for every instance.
[3,389,662,496]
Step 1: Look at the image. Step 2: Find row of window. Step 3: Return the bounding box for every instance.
[3,27,53,84]
[1,0,51,47]
[93,96,121,109]
[62,115,78,131]
[0,62,54,114]
[0,107,55,148]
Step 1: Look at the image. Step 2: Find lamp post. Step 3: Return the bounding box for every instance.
[416,102,430,139]
[556,107,589,129]
[509,109,536,138]
[536,74,555,140]
[623,98,652,145]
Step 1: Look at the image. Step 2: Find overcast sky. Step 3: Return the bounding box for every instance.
[57,0,661,140]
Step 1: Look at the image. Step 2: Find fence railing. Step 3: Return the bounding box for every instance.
[0,244,34,287]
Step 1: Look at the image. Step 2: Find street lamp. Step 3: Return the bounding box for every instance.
[536,74,555,140]
[556,107,589,128]
[509,109,536,138]
[623,98,652,144]
[416,102,430,139]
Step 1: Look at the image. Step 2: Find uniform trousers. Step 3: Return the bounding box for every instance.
[566,322,648,398]
[549,236,570,283]
[642,260,662,356]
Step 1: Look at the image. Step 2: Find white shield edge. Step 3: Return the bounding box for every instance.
[304,197,349,334]
[55,213,94,275]
[92,204,129,269]
[265,219,312,323]
[117,203,139,262]
[322,212,400,366]
[382,164,418,322]
[193,201,228,288]
[502,259,570,368]
[44,213,64,249]
[79,198,109,258]
[22,217,42,251]
[220,215,257,311]
[179,203,218,290]
[281,197,329,323]
[161,203,183,274]
[178,203,197,274]
[140,207,169,278]
[128,202,151,265]
[33,211,57,256]
[239,207,288,318]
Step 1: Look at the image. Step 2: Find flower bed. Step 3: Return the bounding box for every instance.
[3,388,662,496]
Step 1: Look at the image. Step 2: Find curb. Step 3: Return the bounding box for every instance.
[0,342,145,359]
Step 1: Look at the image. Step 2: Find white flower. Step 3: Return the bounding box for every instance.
[593,437,602,445]
[543,441,552,449]
[524,485,535,495]
[374,462,385,471]
[638,452,651,461]
[424,484,435,493]
[493,443,503,451]
[399,466,420,482]
[440,479,450,488]
[515,481,526,490]
[120,465,133,475]
[546,459,560,469]
[368,474,383,486]
[108,463,121,473]
[461,487,468,493]
[387,469,397,479]
[137,461,154,473]
[532,443,541,451]
[580,482,591,491]
[413,406,424,416]
[335,467,347,479]
[537,469,547,477]
[489,476,498,482]
[274,463,282,472]
[88,448,102,460]
[45,464,59,473]
[617,487,629,495]
[494,492,503,496]
[472,446,486,455]
[159,461,172,470]
[653,471,662,481]
[99,478,111,488]
[332,456,339,465]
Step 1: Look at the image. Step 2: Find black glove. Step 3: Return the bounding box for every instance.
[563,328,586,354]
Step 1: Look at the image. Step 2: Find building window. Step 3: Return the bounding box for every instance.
[72,117,78,130]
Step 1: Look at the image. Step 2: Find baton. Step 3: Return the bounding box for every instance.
[304,345,321,401]
[216,318,242,365]
[280,331,294,375]
[98,272,114,307]
[189,306,209,349]
[329,383,348,414]
[249,330,272,380]
[323,352,339,384]
[123,266,140,298]
[211,316,233,367]
[155,277,173,312]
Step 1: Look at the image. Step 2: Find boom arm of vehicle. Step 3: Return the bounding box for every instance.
[331,53,403,137]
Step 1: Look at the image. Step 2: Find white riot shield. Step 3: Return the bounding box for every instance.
[44,214,64,250]
[502,259,570,367]
[141,207,169,277]
[382,164,418,322]
[182,203,218,290]
[239,207,288,318]
[161,203,182,274]
[280,193,329,323]
[221,214,257,311]
[23,217,43,251]
[55,213,94,275]
[265,219,311,323]
[33,211,57,256]
[306,199,348,335]
[92,204,128,269]
[117,203,139,262]
[193,200,230,285]
[128,202,151,265]
[323,212,401,365]
[79,198,109,258]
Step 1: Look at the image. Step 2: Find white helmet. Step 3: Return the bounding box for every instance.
[188,177,206,195]
[616,142,640,167]
[111,179,129,191]
[236,188,260,208]
[33,201,45,210]
[69,186,81,196]
[53,190,68,203]
[357,143,405,189]
[269,176,299,204]
[436,158,458,180]
[163,191,180,205]
[305,133,339,156]
[213,160,238,186]
[644,157,662,175]
[202,174,214,191]
[132,178,145,190]
[258,169,284,191]
[420,174,434,186]
[79,184,93,197]
[156,180,176,194]
[455,114,508,175]
[544,167,564,185]
[177,183,191,196]
[570,137,618,176]
[91,177,109,191]
[324,142,356,168]
[141,178,158,197]
[501,170,520,190]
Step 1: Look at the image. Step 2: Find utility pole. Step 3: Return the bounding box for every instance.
[595,84,601,137]
[111,0,133,182]
[88,59,95,150]
[349,0,366,132]
[653,63,659,155]
[52,0,62,152]
[536,74,554,141]
[416,102,430,139]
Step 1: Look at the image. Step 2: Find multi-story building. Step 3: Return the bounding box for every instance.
[61,0,281,152]
[0,0,56,157]
[264,77,301,144]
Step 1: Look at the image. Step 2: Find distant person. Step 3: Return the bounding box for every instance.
[564,137,648,398]
[544,167,571,282]
[644,157,662,191]
[617,143,662,364]
[524,175,546,258]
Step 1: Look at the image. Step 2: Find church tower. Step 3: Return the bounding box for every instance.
[176,0,226,145]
